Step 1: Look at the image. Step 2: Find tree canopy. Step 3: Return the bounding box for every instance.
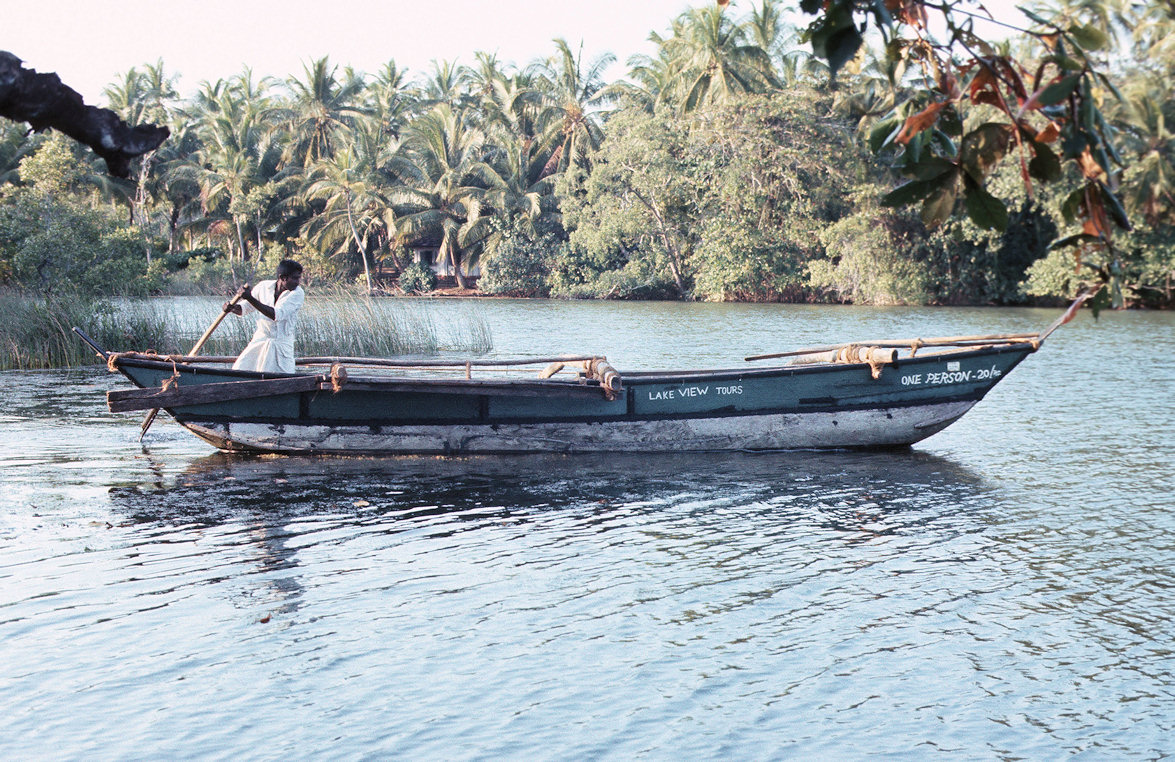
[1,0,1171,308]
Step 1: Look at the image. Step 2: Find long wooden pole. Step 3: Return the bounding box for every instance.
[744,291,1094,363]
[139,291,246,440]
[744,335,1039,362]
[1036,289,1093,341]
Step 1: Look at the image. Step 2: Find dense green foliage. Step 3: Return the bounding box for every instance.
[396,262,438,295]
[0,134,164,296]
[556,94,865,300]
[477,218,561,297]
[1,0,1172,307]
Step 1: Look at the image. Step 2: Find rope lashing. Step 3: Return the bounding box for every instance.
[106,351,129,373]
[158,357,181,393]
[587,357,623,400]
[834,344,896,380]
[329,363,348,393]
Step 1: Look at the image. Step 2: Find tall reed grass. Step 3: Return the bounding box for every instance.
[0,294,173,370]
[0,290,493,370]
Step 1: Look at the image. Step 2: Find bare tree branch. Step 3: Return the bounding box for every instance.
[0,51,169,178]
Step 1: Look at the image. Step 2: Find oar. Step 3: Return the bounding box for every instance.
[139,290,246,440]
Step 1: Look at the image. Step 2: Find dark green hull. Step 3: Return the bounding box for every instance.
[109,343,1034,454]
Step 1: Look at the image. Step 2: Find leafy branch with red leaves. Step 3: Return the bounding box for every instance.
[799,0,1130,308]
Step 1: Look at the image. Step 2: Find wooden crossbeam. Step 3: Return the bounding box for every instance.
[108,375,324,413]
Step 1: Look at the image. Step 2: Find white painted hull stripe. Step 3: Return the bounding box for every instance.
[182,400,977,454]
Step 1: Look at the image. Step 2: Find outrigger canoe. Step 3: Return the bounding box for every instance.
[76,296,1087,455]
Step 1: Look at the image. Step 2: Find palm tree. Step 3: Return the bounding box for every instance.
[535,39,614,172]
[657,5,780,111]
[153,117,205,252]
[420,59,472,111]
[466,52,513,102]
[279,57,368,169]
[616,44,679,111]
[745,0,824,87]
[185,85,284,263]
[103,59,177,126]
[103,60,180,261]
[479,73,546,144]
[747,0,786,65]
[391,104,505,288]
[302,118,399,291]
[0,121,38,186]
[480,128,563,255]
[367,60,418,140]
[1110,62,1175,225]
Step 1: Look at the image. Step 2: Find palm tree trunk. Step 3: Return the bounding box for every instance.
[255,211,263,256]
[235,218,247,263]
[168,206,180,253]
[344,191,373,292]
[134,151,156,264]
[449,243,468,289]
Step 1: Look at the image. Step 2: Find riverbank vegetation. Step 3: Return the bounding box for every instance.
[1,0,1172,310]
[0,291,491,370]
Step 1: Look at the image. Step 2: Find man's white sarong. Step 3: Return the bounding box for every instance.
[231,280,305,374]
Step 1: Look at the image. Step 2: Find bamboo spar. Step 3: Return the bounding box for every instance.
[746,292,1094,364]
[744,334,1040,362]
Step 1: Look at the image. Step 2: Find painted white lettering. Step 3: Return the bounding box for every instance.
[926,371,973,384]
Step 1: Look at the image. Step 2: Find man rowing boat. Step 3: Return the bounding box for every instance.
[225,259,305,374]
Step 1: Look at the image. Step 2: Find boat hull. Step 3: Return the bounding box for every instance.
[108,342,1034,454]
[179,399,977,454]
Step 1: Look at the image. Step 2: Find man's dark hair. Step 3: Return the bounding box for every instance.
[276,259,303,278]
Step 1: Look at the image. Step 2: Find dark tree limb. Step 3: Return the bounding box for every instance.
[0,51,169,178]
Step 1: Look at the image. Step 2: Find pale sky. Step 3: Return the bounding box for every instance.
[8,0,702,105]
[7,0,1025,107]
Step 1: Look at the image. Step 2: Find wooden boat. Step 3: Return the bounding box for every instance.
[76,297,1087,455]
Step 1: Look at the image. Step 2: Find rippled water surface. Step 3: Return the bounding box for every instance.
[1,301,1172,759]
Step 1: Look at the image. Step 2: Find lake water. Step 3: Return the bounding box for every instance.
[1,299,1172,759]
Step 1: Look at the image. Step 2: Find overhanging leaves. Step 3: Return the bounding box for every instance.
[896,101,947,144]
[1099,182,1131,231]
[869,117,902,153]
[1028,142,1063,182]
[1038,73,1083,107]
[1068,23,1108,52]
[1049,232,1102,250]
[959,123,1013,182]
[921,178,958,228]
[808,1,863,77]
[881,177,940,207]
[881,163,957,208]
[962,176,1008,232]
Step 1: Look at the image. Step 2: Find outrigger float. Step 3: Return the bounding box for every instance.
[75,296,1088,455]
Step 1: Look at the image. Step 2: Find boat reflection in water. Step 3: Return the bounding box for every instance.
[108,449,990,536]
